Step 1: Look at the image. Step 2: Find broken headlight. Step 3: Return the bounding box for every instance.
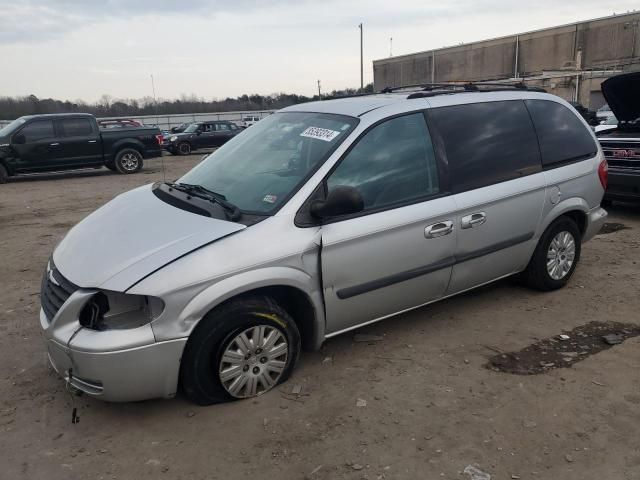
[79,291,164,331]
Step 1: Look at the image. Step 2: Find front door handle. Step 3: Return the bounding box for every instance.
[49,142,60,146]
[425,221,453,239]
[461,212,486,229]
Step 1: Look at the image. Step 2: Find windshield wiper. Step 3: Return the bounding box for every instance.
[165,182,241,221]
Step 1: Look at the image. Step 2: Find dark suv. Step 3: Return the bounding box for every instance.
[164,121,241,155]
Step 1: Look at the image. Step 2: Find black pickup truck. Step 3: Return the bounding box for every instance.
[0,113,163,183]
[597,72,640,204]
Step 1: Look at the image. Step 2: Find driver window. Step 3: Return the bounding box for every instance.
[326,113,439,211]
[18,120,55,143]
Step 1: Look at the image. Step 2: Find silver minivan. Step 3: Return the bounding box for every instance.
[40,85,608,404]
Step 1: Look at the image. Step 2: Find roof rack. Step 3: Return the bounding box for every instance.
[380,82,546,99]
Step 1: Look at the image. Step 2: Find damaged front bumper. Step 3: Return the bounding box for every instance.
[40,291,186,402]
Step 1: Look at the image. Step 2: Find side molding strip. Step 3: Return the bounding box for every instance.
[336,257,456,300]
[335,232,534,300]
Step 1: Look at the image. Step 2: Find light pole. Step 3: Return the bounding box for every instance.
[317,80,321,98]
[359,23,363,90]
[150,74,157,103]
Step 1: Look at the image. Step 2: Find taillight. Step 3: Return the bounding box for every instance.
[598,159,608,190]
[154,134,163,146]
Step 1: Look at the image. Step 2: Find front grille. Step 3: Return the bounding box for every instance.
[41,259,79,322]
[600,141,640,170]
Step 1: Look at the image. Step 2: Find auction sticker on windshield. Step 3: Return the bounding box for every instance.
[300,126,340,142]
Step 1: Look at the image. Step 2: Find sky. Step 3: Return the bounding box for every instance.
[0,0,638,102]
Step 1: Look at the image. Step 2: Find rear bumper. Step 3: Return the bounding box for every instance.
[605,169,640,201]
[583,206,608,242]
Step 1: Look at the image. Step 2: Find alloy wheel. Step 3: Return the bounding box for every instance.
[120,152,140,171]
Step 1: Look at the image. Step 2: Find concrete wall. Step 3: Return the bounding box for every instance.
[373,12,640,105]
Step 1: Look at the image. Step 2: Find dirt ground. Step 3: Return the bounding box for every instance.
[1,155,639,480]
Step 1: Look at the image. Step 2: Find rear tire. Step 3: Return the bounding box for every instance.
[521,217,581,291]
[115,148,143,174]
[180,295,301,405]
[0,164,8,184]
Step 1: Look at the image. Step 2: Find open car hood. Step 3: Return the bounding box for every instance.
[53,184,245,291]
[601,72,640,123]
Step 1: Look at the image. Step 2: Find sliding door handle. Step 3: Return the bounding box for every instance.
[461,212,486,229]
[425,221,453,239]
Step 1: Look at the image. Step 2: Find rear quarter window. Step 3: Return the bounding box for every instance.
[427,100,541,193]
[525,100,598,167]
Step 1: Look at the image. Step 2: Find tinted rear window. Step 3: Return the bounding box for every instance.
[428,100,541,193]
[525,100,597,167]
[61,118,94,137]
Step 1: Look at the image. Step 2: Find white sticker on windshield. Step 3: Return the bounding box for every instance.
[300,126,340,142]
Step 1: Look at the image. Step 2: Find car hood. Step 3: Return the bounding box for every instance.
[53,184,246,291]
[601,72,640,122]
[169,132,194,140]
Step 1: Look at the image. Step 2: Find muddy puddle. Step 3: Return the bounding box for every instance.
[486,321,640,375]
[599,222,629,235]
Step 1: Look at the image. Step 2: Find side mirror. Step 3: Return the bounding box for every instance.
[13,133,25,145]
[310,185,364,219]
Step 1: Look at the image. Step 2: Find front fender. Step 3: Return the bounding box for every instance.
[152,266,325,348]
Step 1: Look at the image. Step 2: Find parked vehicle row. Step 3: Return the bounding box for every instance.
[0,113,162,182]
[40,83,607,404]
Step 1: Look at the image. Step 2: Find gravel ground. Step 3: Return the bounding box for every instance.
[1,155,639,480]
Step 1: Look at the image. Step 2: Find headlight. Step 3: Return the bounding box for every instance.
[169,135,178,142]
[79,291,164,331]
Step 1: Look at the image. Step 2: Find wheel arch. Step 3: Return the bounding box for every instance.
[174,268,325,351]
[537,197,589,239]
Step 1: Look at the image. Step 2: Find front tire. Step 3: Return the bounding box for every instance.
[176,142,192,156]
[115,148,143,174]
[0,164,8,184]
[522,217,581,291]
[180,295,301,405]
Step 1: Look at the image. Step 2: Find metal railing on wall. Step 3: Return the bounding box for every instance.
[0,109,276,130]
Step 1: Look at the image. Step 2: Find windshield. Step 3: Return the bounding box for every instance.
[184,124,200,133]
[0,118,26,137]
[178,111,358,214]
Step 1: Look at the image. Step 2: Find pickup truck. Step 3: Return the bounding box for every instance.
[596,72,640,204]
[0,113,163,183]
